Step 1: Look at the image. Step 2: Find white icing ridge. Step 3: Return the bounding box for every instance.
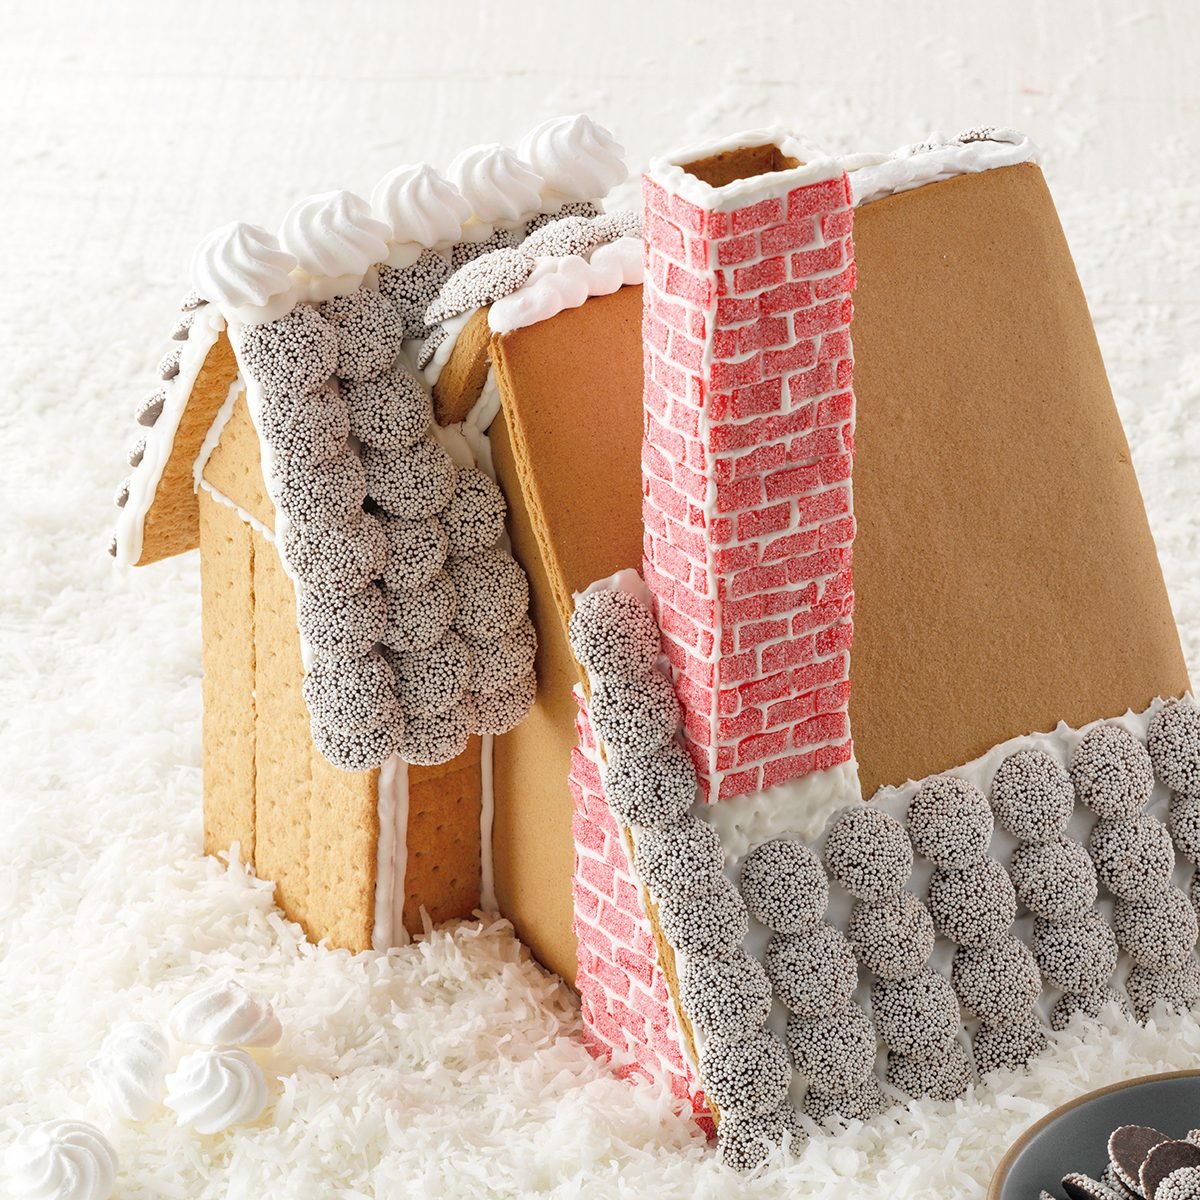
[193,376,244,488]
[168,978,282,1047]
[372,752,410,951]
[114,304,226,567]
[421,309,472,387]
[487,236,644,334]
[847,127,1039,207]
[87,1021,169,1122]
[447,143,544,228]
[649,128,844,213]
[370,163,471,265]
[479,732,498,912]
[197,480,275,543]
[3,1120,118,1200]
[518,114,627,206]
[279,190,391,302]
[164,1046,268,1134]
[190,222,298,325]
[704,760,863,864]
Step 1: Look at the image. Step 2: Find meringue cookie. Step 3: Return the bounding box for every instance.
[168,979,282,1047]
[4,1120,118,1200]
[371,163,471,267]
[190,221,298,325]
[88,1021,169,1121]
[164,1047,268,1134]
[518,114,627,205]
[446,144,544,227]
[280,190,391,302]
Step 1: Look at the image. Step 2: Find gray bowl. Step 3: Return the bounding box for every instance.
[990,1071,1200,1199]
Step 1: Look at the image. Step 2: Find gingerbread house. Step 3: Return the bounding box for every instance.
[112,117,1200,1169]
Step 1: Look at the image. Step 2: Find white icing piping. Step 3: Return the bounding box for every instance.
[479,733,497,912]
[421,310,472,387]
[848,128,1038,208]
[487,237,643,335]
[650,128,842,213]
[193,376,244,489]
[196,480,276,544]
[114,306,225,567]
[372,753,410,950]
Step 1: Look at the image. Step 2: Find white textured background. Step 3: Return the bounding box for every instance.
[1,3,1198,1197]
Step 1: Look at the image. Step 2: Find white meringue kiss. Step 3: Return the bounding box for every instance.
[4,1120,117,1200]
[446,143,544,226]
[164,1047,268,1135]
[168,978,282,1048]
[190,221,298,325]
[371,163,471,264]
[87,1021,169,1121]
[280,189,391,301]
[518,114,627,205]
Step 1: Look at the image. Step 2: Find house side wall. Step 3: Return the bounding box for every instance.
[199,488,256,862]
[641,162,857,803]
[200,376,487,950]
[489,408,580,984]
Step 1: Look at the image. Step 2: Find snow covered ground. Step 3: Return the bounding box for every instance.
[1,2,1198,1195]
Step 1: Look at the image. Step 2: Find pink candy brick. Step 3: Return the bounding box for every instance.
[568,701,711,1131]
[641,159,858,802]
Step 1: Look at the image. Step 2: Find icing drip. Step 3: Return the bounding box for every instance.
[373,752,410,950]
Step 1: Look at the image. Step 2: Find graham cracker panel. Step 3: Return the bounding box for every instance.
[201,394,275,531]
[250,529,312,934]
[138,333,240,565]
[431,309,493,426]
[489,285,646,640]
[490,409,581,986]
[307,748,378,953]
[402,736,483,933]
[848,163,1190,796]
[198,488,256,864]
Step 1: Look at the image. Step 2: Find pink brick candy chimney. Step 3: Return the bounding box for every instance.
[640,134,857,803]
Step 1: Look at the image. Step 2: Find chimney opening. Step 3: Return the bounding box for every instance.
[679,143,803,189]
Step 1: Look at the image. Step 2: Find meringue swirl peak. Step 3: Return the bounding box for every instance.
[371,163,471,259]
[87,1020,169,1122]
[190,221,298,325]
[3,1120,118,1200]
[518,114,627,204]
[164,1046,268,1135]
[279,189,391,301]
[446,143,545,227]
[168,978,282,1048]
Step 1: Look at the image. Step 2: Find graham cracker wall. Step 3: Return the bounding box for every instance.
[199,377,484,950]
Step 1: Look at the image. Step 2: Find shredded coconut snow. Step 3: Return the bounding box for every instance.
[2,4,1200,1196]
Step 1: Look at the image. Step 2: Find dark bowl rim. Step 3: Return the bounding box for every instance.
[988,1068,1200,1199]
